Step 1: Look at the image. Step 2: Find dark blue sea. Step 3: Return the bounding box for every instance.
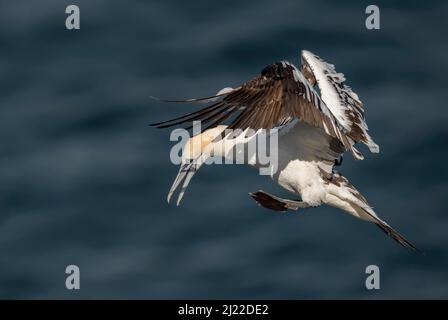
[0,0,447,298]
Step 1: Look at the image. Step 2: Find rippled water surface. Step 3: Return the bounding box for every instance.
[0,0,447,298]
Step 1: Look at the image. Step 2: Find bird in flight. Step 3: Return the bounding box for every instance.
[151,50,417,250]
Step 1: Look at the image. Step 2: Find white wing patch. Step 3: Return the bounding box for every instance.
[216,87,234,95]
[301,50,379,153]
[286,61,363,160]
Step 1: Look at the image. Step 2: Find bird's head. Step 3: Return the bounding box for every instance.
[182,125,228,161]
[167,125,228,206]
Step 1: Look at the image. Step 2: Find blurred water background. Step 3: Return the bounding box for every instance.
[0,0,447,299]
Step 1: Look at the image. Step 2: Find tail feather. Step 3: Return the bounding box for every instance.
[351,199,418,251]
[327,172,418,251]
[353,200,419,251]
[373,219,419,252]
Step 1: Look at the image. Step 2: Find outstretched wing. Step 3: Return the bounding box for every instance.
[151,61,363,159]
[300,50,379,154]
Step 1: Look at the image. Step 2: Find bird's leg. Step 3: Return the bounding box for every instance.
[249,190,310,212]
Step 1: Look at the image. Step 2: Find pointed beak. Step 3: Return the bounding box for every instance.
[167,155,206,206]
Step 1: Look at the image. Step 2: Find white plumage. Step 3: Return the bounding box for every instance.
[151,50,416,250]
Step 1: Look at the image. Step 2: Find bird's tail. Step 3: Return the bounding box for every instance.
[326,172,418,251]
[350,201,418,251]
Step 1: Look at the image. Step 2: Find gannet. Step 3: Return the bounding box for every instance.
[151,50,417,250]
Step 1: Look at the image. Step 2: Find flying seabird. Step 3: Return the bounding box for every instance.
[151,50,417,250]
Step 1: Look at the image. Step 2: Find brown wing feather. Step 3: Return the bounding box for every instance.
[150,61,361,159]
